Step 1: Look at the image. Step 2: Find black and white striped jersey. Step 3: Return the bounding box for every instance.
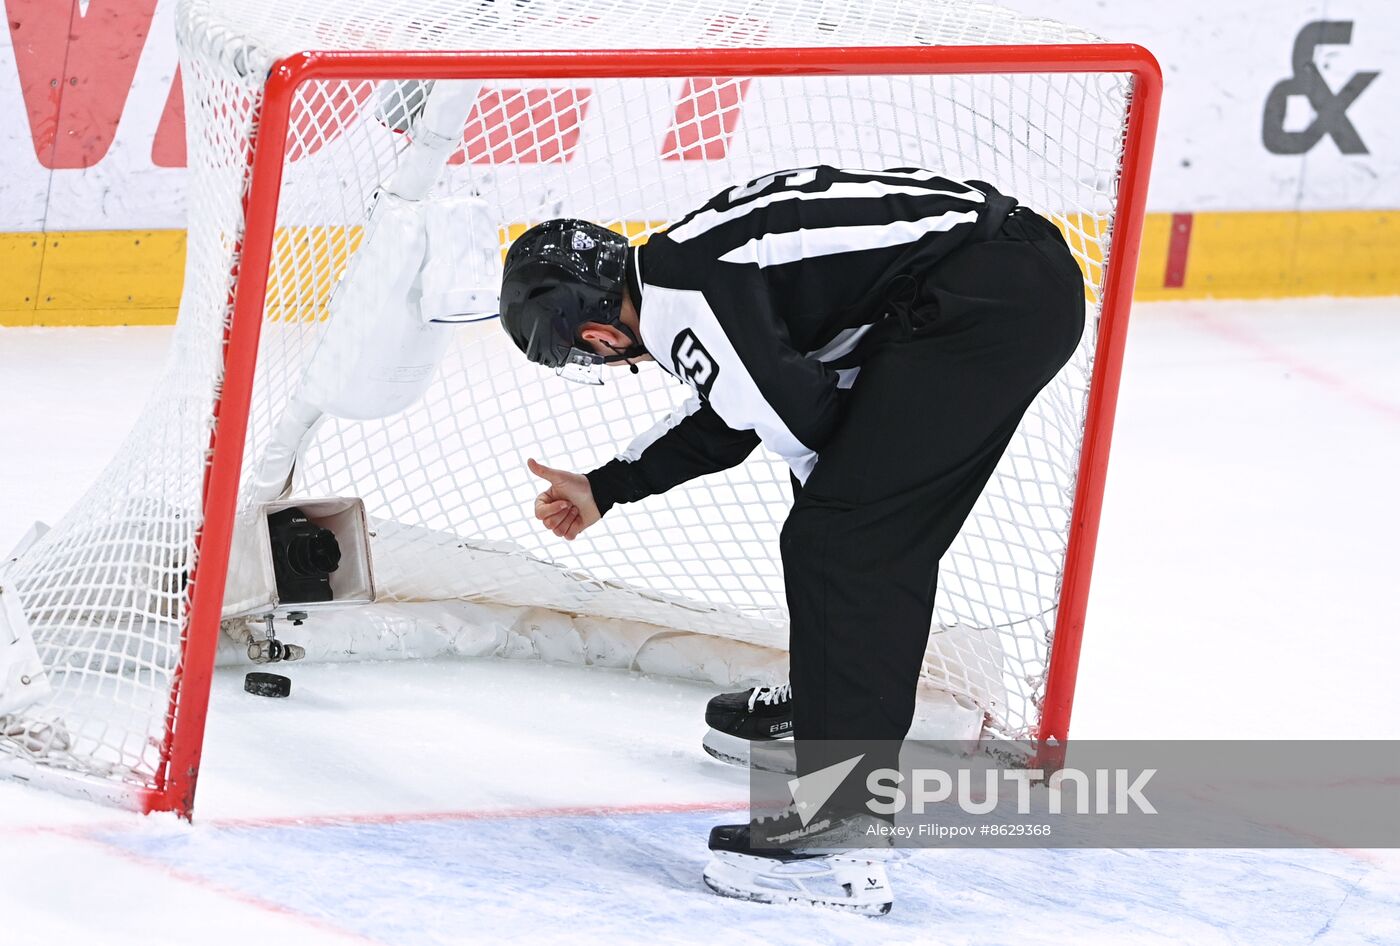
[586,165,1017,515]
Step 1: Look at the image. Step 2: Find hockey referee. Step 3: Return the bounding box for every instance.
[498,166,1085,913]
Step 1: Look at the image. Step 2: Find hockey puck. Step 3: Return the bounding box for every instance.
[244,671,291,698]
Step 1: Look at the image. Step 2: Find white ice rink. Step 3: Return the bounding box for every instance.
[2,298,1399,944]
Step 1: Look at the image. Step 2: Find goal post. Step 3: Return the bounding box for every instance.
[0,2,1161,818]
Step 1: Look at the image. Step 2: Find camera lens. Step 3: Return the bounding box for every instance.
[284,527,341,578]
[266,507,341,604]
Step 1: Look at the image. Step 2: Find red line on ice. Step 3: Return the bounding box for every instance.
[1182,306,1400,423]
[56,827,389,945]
[202,798,747,831]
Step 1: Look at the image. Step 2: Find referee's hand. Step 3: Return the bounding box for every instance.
[527,458,602,541]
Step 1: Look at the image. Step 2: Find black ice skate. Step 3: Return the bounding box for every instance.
[702,683,794,771]
[702,808,894,915]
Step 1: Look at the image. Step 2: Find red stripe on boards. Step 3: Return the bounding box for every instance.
[1164,212,1193,288]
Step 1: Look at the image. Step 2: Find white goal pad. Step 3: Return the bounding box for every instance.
[0,582,50,717]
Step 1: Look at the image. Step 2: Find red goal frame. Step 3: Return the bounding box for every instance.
[150,45,1163,817]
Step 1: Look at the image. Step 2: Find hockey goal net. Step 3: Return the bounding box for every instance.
[0,0,1159,814]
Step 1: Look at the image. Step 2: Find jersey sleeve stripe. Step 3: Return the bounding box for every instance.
[617,393,704,462]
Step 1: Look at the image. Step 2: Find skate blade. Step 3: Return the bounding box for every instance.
[703,852,893,916]
[701,729,795,774]
[702,873,892,916]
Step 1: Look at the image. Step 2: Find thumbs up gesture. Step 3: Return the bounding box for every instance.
[527,458,603,541]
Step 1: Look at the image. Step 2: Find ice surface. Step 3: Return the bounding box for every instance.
[3,298,1400,943]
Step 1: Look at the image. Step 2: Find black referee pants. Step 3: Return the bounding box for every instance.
[780,209,1086,783]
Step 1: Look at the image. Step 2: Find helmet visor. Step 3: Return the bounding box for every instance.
[557,347,606,385]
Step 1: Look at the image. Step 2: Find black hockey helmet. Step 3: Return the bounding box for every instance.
[499,219,642,384]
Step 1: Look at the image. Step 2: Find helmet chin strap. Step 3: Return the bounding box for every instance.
[603,341,644,374]
[600,322,647,374]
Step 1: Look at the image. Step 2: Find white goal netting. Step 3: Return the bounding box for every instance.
[0,0,1140,807]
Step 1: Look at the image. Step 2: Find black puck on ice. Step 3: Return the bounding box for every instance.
[244,671,291,698]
